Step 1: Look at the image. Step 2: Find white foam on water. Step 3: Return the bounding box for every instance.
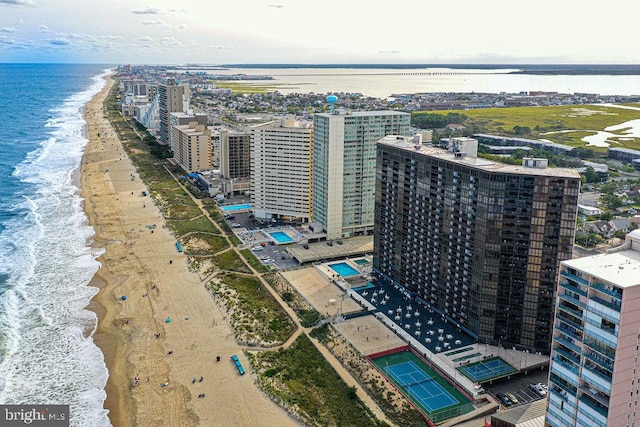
[0,68,113,427]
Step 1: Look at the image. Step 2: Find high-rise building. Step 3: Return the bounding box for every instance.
[173,122,212,173]
[312,109,411,240]
[158,78,187,145]
[374,135,580,353]
[220,129,251,180]
[250,117,313,222]
[545,230,640,427]
[170,111,208,152]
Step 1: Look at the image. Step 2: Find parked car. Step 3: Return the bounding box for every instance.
[231,223,241,228]
[505,392,519,405]
[530,383,547,397]
[496,393,512,407]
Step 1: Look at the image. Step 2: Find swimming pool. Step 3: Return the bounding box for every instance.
[354,259,370,265]
[221,203,252,212]
[329,262,359,277]
[269,231,294,244]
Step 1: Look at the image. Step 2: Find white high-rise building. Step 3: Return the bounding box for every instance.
[312,109,410,240]
[546,229,640,427]
[250,117,313,222]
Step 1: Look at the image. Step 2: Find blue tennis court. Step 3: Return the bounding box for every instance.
[457,357,517,383]
[385,361,459,412]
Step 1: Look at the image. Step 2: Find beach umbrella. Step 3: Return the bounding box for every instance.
[165,317,172,323]
[121,295,127,301]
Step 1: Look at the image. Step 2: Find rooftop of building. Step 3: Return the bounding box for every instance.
[562,230,640,288]
[315,109,410,118]
[378,135,581,179]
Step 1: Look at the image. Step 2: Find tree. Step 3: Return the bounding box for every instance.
[583,166,599,183]
[513,125,531,136]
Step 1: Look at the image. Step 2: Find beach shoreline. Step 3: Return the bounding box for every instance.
[82,74,299,427]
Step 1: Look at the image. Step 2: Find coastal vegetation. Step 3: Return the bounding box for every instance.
[310,324,427,427]
[247,334,388,427]
[416,104,640,151]
[208,272,296,346]
[263,272,321,328]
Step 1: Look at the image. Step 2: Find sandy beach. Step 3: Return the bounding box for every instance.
[82,75,299,426]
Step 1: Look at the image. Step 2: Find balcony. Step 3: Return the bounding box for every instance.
[561,270,589,286]
[583,338,615,360]
[558,302,584,320]
[554,345,580,363]
[583,351,614,372]
[557,326,583,344]
[590,296,621,312]
[559,280,587,297]
[590,282,622,300]
[578,395,609,421]
[559,294,586,309]
[552,356,579,375]
[556,311,583,330]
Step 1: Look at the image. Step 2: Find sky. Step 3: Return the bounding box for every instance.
[1,0,639,65]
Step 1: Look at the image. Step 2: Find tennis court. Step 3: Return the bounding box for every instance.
[386,361,458,411]
[457,356,517,383]
[370,350,474,423]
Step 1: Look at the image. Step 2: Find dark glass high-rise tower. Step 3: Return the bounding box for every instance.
[374,136,580,353]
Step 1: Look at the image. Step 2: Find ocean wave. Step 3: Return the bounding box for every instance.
[0,67,112,427]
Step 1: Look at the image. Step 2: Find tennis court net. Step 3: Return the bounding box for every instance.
[402,376,436,388]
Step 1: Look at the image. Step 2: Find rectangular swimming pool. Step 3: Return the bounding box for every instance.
[221,203,252,212]
[329,262,359,277]
[354,259,370,265]
[269,231,294,244]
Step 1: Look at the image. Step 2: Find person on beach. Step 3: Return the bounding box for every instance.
[199,376,203,382]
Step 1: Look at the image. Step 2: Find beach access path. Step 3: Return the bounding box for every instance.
[83,75,299,427]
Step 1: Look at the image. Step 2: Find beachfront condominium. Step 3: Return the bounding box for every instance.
[312,109,411,240]
[173,122,212,173]
[219,129,251,180]
[373,136,580,353]
[170,111,208,152]
[158,78,189,145]
[250,117,313,222]
[545,230,640,427]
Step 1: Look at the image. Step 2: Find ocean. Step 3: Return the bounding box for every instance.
[0,64,113,427]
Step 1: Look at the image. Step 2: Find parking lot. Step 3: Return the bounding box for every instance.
[219,206,300,270]
[484,367,549,409]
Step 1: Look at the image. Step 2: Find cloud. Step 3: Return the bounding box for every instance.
[0,0,33,5]
[159,36,182,46]
[1,27,18,33]
[268,4,284,8]
[177,24,187,30]
[0,37,18,44]
[132,7,162,15]
[168,8,186,13]
[38,24,51,32]
[142,20,166,26]
[379,50,401,54]
[137,36,153,42]
[48,38,70,45]
[103,35,123,40]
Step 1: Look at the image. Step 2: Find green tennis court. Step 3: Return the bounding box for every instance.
[370,350,474,423]
[457,356,517,383]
